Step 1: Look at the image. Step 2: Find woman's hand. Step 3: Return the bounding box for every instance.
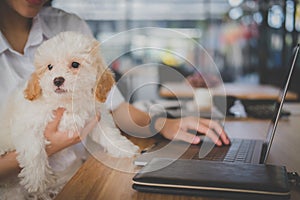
[155,116,230,146]
[44,107,100,156]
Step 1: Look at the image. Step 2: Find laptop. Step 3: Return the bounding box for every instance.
[134,44,300,166]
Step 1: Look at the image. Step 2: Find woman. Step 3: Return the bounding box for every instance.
[0,0,230,197]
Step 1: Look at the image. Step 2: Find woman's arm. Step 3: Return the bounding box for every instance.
[111,102,152,137]
[112,102,230,145]
[0,151,19,179]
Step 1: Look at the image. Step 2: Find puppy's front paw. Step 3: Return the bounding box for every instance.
[17,148,55,193]
[19,167,56,193]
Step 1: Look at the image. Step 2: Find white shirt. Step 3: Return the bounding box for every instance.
[0,6,124,110]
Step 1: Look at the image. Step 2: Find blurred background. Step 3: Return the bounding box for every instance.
[51,0,300,102]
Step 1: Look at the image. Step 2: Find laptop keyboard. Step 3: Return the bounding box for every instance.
[198,138,256,163]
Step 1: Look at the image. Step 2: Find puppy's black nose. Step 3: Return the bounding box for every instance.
[53,77,65,87]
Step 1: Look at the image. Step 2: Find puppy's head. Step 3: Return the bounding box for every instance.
[24,31,115,102]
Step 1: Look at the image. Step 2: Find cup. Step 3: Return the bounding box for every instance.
[194,88,213,111]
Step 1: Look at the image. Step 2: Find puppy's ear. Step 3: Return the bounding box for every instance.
[94,69,115,102]
[24,72,42,101]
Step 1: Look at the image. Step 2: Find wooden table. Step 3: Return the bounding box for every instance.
[159,82,298,100]
[55,103,300,200]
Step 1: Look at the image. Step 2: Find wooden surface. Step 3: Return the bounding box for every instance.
[55,103,300,200]
[159,82,298,100]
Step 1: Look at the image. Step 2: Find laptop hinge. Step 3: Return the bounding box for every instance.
[259,142,268,164]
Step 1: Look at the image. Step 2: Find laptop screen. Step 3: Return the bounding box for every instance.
[263,44,300,163]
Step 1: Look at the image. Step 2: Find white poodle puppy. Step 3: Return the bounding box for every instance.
[0,31,139,194]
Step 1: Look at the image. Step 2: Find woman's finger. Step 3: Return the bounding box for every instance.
[183,117,229,145]
[49,107,65,129]
[198,118,230,145]
[198,125,223,146]
[44,108,65,138]
[80,114,101,139]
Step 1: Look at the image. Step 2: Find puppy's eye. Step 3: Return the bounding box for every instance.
[71,62,80,69]
[48,64,53,70]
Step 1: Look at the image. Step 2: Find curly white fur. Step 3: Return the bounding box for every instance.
[0,31,139,195]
